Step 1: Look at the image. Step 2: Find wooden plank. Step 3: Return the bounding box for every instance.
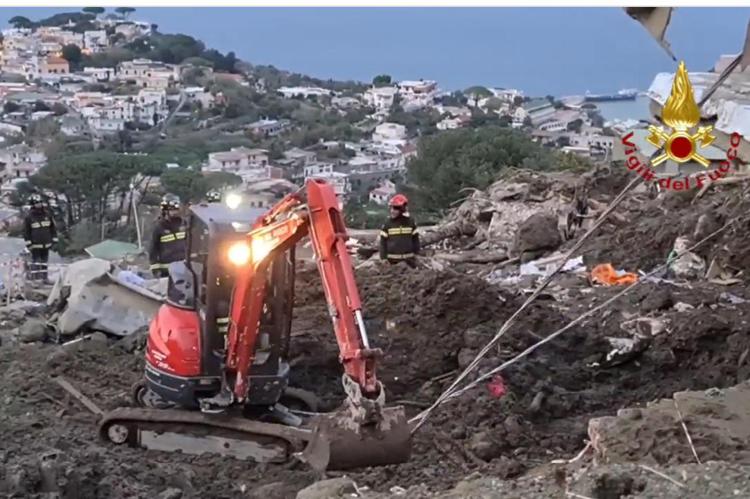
[54,376,103,416]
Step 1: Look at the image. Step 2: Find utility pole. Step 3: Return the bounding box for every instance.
[130,183,142,250]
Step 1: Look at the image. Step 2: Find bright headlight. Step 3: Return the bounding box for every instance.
[227,241,251,266]
[225,193,242,210]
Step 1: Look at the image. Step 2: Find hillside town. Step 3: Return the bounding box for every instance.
[0,8,647,226]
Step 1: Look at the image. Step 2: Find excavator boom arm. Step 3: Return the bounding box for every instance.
[226,179,380,402]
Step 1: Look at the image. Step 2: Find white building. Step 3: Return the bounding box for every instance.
[437,116,470,130]
[372,122,407,143]
[397,79,438,109]
[83,30,108,52]
[363,86,398,111]
[303,163,335,178]
[277,86,331,99]
[205,147,269,173]
[308,171,350,197]
[490,88,524,103]
[82,66,115,81]
[183,86,215,109]
[117,59,180,89]
[369,180,396,205]
[0,144,46,180]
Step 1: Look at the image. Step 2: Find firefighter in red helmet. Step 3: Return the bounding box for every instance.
[379,193,420,267]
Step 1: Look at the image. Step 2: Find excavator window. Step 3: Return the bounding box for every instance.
[166,261,196,309]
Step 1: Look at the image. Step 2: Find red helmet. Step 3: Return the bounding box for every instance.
[389,193,408,208]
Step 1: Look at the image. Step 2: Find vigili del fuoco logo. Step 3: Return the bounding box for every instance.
[621,61,742,191]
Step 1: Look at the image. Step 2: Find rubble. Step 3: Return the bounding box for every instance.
[296,478,357,499]
[49,258,163,338]
[18,318,49,343]
[2,167,750,497]
[589,382,750,465]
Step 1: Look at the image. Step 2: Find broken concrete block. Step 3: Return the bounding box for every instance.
[467,431,502,462]
[52,258,163,338]
[18,319,48,343]
[513,212,562,256]
[296,478,356,499]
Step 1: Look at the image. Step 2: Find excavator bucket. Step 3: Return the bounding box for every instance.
[301,405,411,471]
[299,376,411,471]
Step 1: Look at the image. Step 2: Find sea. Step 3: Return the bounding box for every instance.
[593,95,651,122]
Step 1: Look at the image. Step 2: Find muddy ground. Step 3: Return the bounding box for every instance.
[2,255,750,498]
[3,176,750,498]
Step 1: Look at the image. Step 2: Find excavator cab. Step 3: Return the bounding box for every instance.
[143,202,297,410]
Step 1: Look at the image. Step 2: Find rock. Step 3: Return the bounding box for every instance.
[669,237,706,280]
[296,478,356,499]
[693,213,720,242]
[114,326,149,353]
[88,332,109,348]
[0,300,43,325]
[513,212,562,256]
[157,487,183,499]
[249,481,300,499]
[462,327,487,349]
[46,348,71,368]
[450,425,467,440]
[19,319,48,343]
[457,348,476,369]
[467,431,502,462]
[503,415,524,436]
[495,456,523,478]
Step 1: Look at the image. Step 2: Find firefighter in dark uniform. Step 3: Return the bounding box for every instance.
[23,193,58,282]
[379,194,420,268]
[149,194,187,278]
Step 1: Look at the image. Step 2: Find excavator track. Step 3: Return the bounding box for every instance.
[99,407,312,464]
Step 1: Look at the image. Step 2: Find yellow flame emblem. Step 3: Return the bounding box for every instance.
[647,61,715,167]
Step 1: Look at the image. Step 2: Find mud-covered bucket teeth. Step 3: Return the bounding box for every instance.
[300,406,411,471]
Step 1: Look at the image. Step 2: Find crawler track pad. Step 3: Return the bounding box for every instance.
[99,408,311,463]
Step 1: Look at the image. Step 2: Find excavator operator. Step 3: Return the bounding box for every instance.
[379,194,420,268]
[149,194,187,278]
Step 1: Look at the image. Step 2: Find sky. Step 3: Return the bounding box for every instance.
[3,7,749,96]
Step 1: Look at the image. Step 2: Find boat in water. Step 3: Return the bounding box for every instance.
[584,88,638,102]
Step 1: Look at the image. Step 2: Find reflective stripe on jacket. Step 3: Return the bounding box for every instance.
[149,216,187,267]
[24,209,57,248]
[379,215,420,260]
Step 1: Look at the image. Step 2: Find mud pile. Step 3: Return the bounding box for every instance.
[2,252,750,497]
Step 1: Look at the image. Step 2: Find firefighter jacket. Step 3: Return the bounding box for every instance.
[24,209,57,250]
[149,215,187,271]
[379,214,420,261]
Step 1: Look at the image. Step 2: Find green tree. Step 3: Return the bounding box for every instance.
[82,7,105,15]
[406,127,563,213]
[32,152,162,228]
[464,86,493,101]
[3,101,20,113]
[61,44,83,69]
[372,74,392,87]
[51,102,68,116]
[9,16,33,29]
[115,7,136,18]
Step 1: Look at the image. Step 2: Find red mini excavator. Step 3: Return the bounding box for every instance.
[99,179,411,471]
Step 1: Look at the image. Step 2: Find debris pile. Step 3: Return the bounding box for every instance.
[4,168,750,497]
